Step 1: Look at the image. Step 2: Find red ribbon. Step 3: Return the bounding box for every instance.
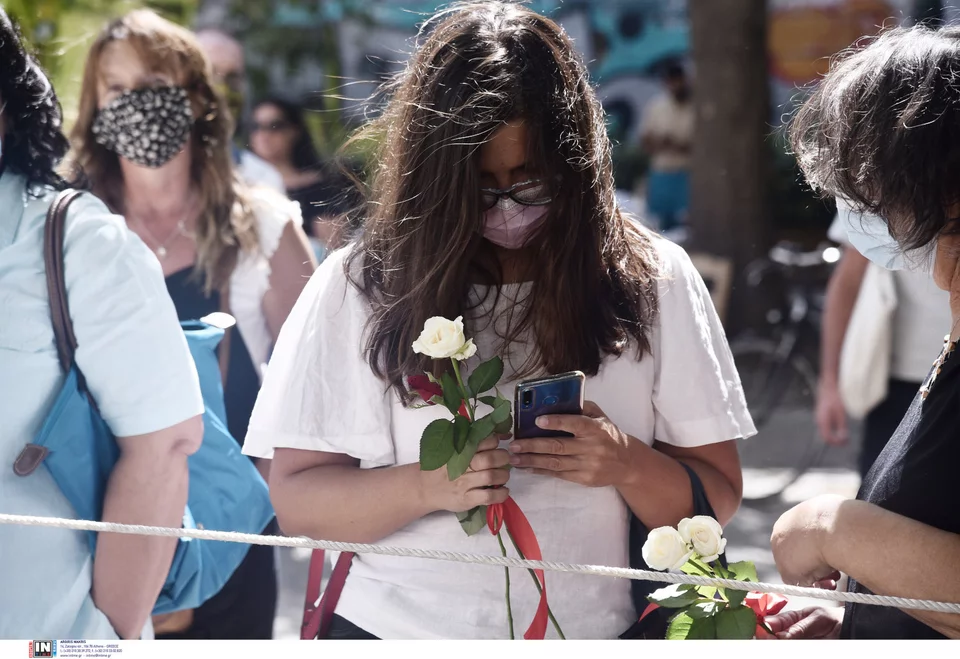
[745,592,788,639]
[487,497,550,640]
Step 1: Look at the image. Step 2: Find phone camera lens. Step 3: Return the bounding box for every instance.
[521,390,533,408]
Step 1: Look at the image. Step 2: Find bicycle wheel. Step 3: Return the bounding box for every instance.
[731,338,827,501]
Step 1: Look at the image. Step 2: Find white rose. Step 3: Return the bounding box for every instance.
[642,527,694,571]
[412,316,476,361]
[678,515,727,563]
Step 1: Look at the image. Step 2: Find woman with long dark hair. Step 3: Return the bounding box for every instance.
[0,8,203,639]
[244,2,751,639]
[767,25,960,639]
[250,97,358,259]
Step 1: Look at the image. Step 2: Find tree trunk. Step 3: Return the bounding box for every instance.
[688,0,770,333]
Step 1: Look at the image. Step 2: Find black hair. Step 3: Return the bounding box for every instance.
[663,61,686,81]
[790,25,960,251]
[0,9,69,189]
[252,96,321,171]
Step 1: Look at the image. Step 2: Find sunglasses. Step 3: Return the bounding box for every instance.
[480,179,554,211]
[249,120,292,133]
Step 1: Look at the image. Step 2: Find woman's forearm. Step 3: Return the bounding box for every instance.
[823,499,960,638]
[93,448,190,639]
[270,462,436,544]
[616,439,741,529]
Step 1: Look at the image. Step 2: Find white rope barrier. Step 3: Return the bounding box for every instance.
[3,512,959,615]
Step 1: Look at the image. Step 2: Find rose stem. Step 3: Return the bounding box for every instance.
[506,528,566,639]
[685,558,725,600]
[496,530,515,640]
[449,359,475,421]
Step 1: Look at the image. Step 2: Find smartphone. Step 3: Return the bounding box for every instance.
[514,371,585,439]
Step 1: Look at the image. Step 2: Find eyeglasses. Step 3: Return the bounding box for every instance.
[480,179,554,211]
[249,120,291,133]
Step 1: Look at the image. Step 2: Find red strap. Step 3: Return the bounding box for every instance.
[301,549,355,639]
[487,497,550,639]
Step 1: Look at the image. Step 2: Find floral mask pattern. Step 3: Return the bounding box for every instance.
[92,85,194,168]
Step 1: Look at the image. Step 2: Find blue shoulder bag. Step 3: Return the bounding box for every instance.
[12,190,275,614]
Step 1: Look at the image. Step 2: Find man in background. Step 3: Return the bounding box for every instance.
[639,62,694,233]
[195,28,284,192]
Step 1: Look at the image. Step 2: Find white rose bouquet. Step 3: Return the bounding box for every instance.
[642,516,784,639]
[410,316,564,639]
[410,316,512,528]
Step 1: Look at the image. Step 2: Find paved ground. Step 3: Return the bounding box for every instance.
[270,418,864,638]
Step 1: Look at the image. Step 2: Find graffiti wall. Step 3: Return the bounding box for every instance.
[767,0,913,120]
[263,0,917,146]
[335,0,688,147]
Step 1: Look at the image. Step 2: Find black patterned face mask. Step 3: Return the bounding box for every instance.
[92,85,194,168]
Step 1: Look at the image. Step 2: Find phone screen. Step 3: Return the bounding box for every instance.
[514,371,584,439]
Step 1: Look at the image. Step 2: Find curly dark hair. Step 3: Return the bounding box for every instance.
[0,9,69,189]
[789,25,960,252]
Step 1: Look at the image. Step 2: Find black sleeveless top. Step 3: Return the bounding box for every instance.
[841,340,960,639]
[165,267,260,445]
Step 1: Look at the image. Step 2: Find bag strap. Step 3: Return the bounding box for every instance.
[301,549,355,640]
[43,189,84,373]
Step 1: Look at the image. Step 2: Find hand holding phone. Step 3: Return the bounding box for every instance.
[514,371,585,439]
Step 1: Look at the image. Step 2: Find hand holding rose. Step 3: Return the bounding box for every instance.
[419,436,512,514]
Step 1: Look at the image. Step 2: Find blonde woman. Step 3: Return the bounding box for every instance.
[68,10,317,639]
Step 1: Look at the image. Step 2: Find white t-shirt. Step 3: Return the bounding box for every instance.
[828,214,950,382]
[639,93,694,172]
[243,238,755,639]
[0,174,204,639]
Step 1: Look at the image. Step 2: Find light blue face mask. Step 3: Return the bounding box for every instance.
[837,200,936,274]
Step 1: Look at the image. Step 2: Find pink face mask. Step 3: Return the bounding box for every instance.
[482,198,550,250]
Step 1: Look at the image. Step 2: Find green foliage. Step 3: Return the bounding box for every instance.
[441,372,462,416]
[715,606,758,640]
[647,584,700,608]
[446,433,481,481]
[456,505,487,536]
[419,418,454,471]
[667,611,716,640]
[468,357,504,399]
[452,415,470,453]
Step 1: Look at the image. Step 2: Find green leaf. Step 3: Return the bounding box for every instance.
[666,611,716,640]
[453,415,470,453]
[647,583,700,608]
[426,371,440,385]
[441,372,463,416]
[687,600,723,619]
[456,505,488,536]
[726,588,747,608]
[447,436,482,480]
[493,413,513,436]
[695,585,719,599]
[468,356,504,397]
[490,397,511,424]
[419,419,455,471]
[466,414,496,446]
[715,605,758,640]
[479,396,498,407]
[726,560,758,583]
